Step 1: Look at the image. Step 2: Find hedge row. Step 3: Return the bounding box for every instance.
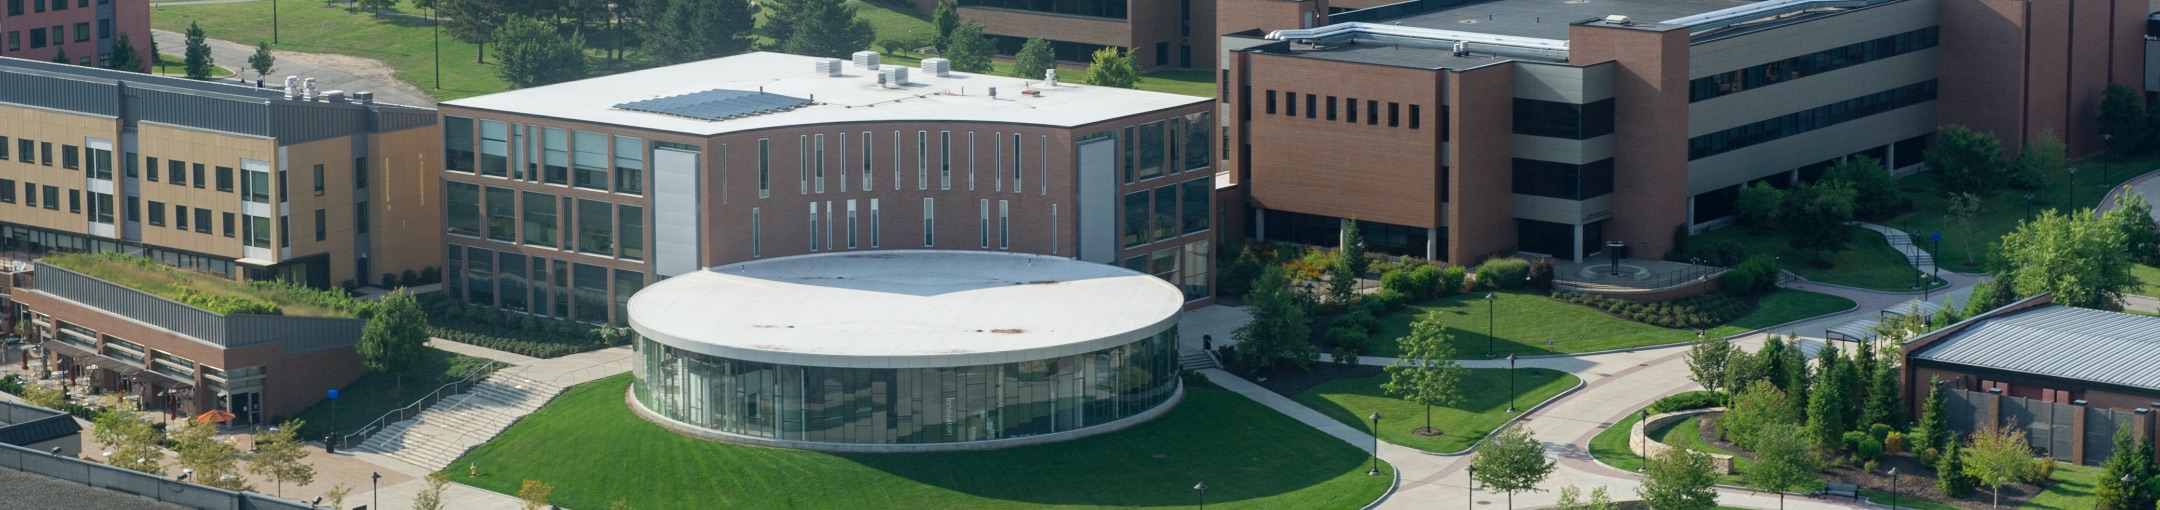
[419,294,633,358]
[1550,291,1749,330]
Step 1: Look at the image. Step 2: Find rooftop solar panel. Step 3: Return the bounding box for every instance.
[613,89,813,121]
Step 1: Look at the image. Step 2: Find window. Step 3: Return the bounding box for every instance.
[1183,112,1212,171]
[860,132,873,191]
[1326,96,1338,120]
[922,198,934,246]
[90,192,111,223]
[0,179,11,203]
[979,199,990,248]
[618,204,643,260]
[499,253,529,313]
[542,127,569,184]
[124,196,137,223]
[67,189,78,213]
[121,151,135,178]
[614,136,643,195]
[486,186,517,242]
[1012,133,1023,191]
[522,191,558,247]
[42,185,57,210]
[98,19,108,40]
[1689,27,1939,102]
[214,166,233,192]
[194,208,210,233]
[242,169,270,203]
[167,160,184,185]
[1137,121,1164,180]
[1367,100,1378,125]
[147,201,164,225]
[174,205,187,229]
[846,200,858,249]
[809,202,820,250]
[191,163,204,188]
[446,182,481,236]
[354,157,368,189]
[1305,94,1316,119]
[1286,92,1297,117]
[1153,185,1177,240]
[573,131,608,190]
[916,131,928,190]
[1512,98,1615,139]
[310,164,324,195]
[21,182,32,207]
[869,199,880,247]
[1265,91,1277,115]
[1347,98,1358,123]
[479,120,509,177]
[466,246,496,305]
[6,0,18,16]
[1182,241,1210,300]
[1687,80,1938,160]
[612,269,643,327]
[751,207,762,257]
[578,198,612,255]
[1122,191,1148,247]
[998,200,1010,249]
[72,22,86,42]
[0,137,8,160]
[41,142,52,166]
[221,212,234,237]
[756,138,770,198]
[145,157,157,181]
[5,32,16,52]
[1511,158,1616,200]
[1388,102,1401,127]
[355,205,368,234]
[15,139,29,164]
[314,209,327,241]
[1181,178,1209,234]
[29,28,43,49]
[1410,105,1422,130]
[87,146,111,179]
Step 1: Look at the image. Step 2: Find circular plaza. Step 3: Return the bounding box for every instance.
[625,251,1186,452]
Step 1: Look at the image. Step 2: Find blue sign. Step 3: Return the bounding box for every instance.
[327,389,339,400]
[1931,232,1941,241]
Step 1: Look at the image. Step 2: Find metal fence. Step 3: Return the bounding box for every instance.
[1947,389,2149,466]
[1555,264,1729,292]
[0,441,312,510]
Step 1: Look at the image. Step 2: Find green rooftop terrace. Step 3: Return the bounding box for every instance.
[40,253,367,318]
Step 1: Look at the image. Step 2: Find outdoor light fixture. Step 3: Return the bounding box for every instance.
[1194,482,1209,509]
[1484,293,1498,357]
[1367,412,1383,476]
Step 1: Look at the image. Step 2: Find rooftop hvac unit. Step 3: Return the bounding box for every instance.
[853,51,881,70]
[920,58,950,77]
[814,58,844,77]
[1044,69,1058,86]
[282,76,300,99]
[1603,15,1632,25]
[880,67,909,86]
[354,91,375,104]
[1452,41,1468,57]
[323,90,348,103]
[303,77,319,100]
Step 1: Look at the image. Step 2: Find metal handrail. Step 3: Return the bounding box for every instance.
[338,358,508,450]
[414,353,633,468]
[1555,264,1729,292]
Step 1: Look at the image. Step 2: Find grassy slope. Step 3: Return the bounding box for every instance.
[1587,409,1646,471]
[1291,368,1578,453]
[151,2,1214,101]
[1883,153,2150,273]
[1691,225,1947,292]
[450,375,1390,510]
[2021,463,2099,509]
[1367,289,1851,359]
[2132,264,2160,297]
[291,347,496,438]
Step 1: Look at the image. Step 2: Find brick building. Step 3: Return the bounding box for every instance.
[1213,0,2145,264]
[900,0,1218,70]
[0,0,149,70]
[435,52,1217,325]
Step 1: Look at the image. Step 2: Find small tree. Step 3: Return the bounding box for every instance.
[1341,219,1369,277]
[1555,485,1617,510]
[1946,192,1984,267]
[1639,448,1720,510]
[1915,378,1952,456]
[2102,83,2149,155]
[1326,260,1356,305]
[2110,190,2160,265]
[1470,424,1556,509]
[414,472,451,510]
[92,409,165,475]
[1230,266,1317,375]
[1964,275,2018,317]
[2008,132,2066,190]
[1928,124,2009,198]
[439,0,505,63]
[1823,155,1903,220]
[52,47,69,64]
[931,0,960,54]
[2001,209,2134,309]
[247,42,277,82]
[1782,178,1859,261]
[492,15,587,89]
[1721,379,1796,449]
[1745,422,1818,510]
[1736,181,1785,230]
[182,22,216,80]
[174,421,250,491]
[519,480,555,510]
[323,483,354,509]
[1938,440,1977,498]
[641,0,756,64]
[1085,47,1139,89]
[2096,429,2158,510]
[1804,357,1855,449]
[359,289,431,390]
[106,33,144,73]
[1383,318,1467,435]
[1860,353,1902,429]
[246,420,314,497]
[1684,333,1734,399]
[943,21,994,73]
[1218,247,1264,297]
[1011,37,1056,80]
[1964,424,2035,508]
[21,384,66,410]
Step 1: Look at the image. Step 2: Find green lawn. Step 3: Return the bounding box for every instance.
[1366,289,1852,359]
[294,346,499,439]
[1291,368,1578,453]
[1691,225,1947,292]
[2132,264,2160,297]
[1648,416,1754,486]
[2021,463,2100,509]
[1883,153,2151,274]
[449,375,1391,509]
[1587,407,1646,472]
[1592,411,1827,492]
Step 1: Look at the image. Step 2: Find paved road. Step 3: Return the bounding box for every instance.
[150,29,436,107]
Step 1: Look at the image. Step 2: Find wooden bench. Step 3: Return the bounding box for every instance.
[1823,482,1859,501]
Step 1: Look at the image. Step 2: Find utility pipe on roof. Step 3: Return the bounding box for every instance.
[1660,0,1888,31]
[1264,22,1570,52]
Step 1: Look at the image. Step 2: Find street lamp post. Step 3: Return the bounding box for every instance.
[2104,134,2113,186]
[607,2,620,66]
[1925,232,1941,300]
[1367,412,1382,476]
[273,0,279,44]
[1889,467,1900,510]
[2069,167,2078,212]
[1505,354,1517,413]
[433,5,441,90]
[1193,482,1208,509]
[2024,192,2035,222]
[1484,292,1497,358]
[1466,465,1476,508]
[371,471,381,510]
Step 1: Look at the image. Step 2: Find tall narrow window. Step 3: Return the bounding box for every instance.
[979,199,989,248]
[314,209,327,241]
[618,204,644,261]
[892,131,902,190]
[446,182,480,237]
[486,186,516,242]
[799,135,810,194]
[577,198,612,255]
[1265,90,1277,114]
[922,198,934,246]
[994,133,1004,191]
[311,164,324,195]
[543,128,569,184]
[845,200,858,249]
[939,131,952,190]
[860,132,873,191]
[814,134,826,193]
[916,131,928,190]
[809,202,820,251]
[1012,133,1023,192]
[756,138,770,198]
[998,200,1009,249]
[836,133,847,192]
[751,207,762,257]
[870,199,881,247]
[1410,105,1422,130]
[966,132,976,190]
[522,191,558,247]
[480,120,509,176]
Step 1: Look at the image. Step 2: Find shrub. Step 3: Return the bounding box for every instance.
[1380,269,1413,297]
[1916,446,1939,467]
[1550,291,1749,329]
[1720,255,1780,296]
[1409,264,1442,298]
[382,272,400,288]
[1440,266,1467,295]
[417,293,626,358]
[1883,431,1906,455]
[1856,437,1883,461]
[1324,324,1369,356]
[1527,258,1556,291]
[1649,391,1721,413]
[1476,257,1532,289]
[1337,306,1380,334]
[1219,246,1265,297]
[1869,423,1893,442]
[2023,456,2054,483]
[1369,289,1407,312]
[419,266,443,285]
[1708,240,1750,267]
[1841,431,1870,451]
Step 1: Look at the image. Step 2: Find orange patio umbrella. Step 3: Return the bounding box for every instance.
[191,409,236,424]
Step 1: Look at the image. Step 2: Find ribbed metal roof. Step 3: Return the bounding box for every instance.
[1915,305,2160,391]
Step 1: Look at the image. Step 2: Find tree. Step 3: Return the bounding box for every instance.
[1218,246,1264,297]
[1384,318,1467,435]
[1721,380,1796,449]
[1327,259,1356,305]
[2097,429,2158,510]
[1555,486,1617,510]
[22,384,67,411]
[1011,37,1055,80]
[1927,124,2008,198]
[1946,192,1984,268]
[2102,83,2149,156]
[359,289,431,390]
[943,21,993,73]
[519,480,555,510]
[2008,132,2066,190]
[2110,190,2160,265]
[1915,378,1952,456]
[173,421,250,491]
[51,47,69,64]
[439,0,506,63]
[768,0,876,59]
[1965,275,2018,317]
[1684,333,1735,399]
[1824,155,1903,220]
[1341,219,1369,277]
[248,42,277,82]
[1639,448,1720,510]
[1964,424,2036,509]
[1938,440,1977,497]
[106,33,144,73]
[1776,335,1812,418]
[323,483,354,509]
[1861,352,1902,429]
[414,472,451,510]
[182,22,215,80]
[492,15,588,89]
[640,0,753,65]
[92,409,165,475]
[247,420,314,497]
[2001,209,2134,309]
[931,0,960,54]
[1737,181,1785,231]
[1805,353,1855,449]
[1085,47,1139,89]
[1782,178,1858,261]
[1470,424,1556,509]
[1745,423,1818,510]
[1230,266,1317,375]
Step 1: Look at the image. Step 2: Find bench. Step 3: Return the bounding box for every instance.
[1823,482,1859,501]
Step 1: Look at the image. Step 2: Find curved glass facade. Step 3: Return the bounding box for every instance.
[631,330,1179,446]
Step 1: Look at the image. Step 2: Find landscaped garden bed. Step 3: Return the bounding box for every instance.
[418,293,633,358]
[42,252,368,318]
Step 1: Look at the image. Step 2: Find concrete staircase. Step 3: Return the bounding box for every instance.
[351,371,562,471]
[1179,350,1218,371]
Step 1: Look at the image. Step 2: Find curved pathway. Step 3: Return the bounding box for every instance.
[1189,261,1989,509]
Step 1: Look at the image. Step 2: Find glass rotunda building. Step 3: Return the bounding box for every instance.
[628,251,1185,451]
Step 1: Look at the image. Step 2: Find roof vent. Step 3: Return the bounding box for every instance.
[920,58,950,77]
[852,51,881,70]
[814,58,844,77]
[303,78,319,101]
[282,76,300,99]
[880,67,909,87]
[1451,41,1468,57]
[1603,14,1632,25]
[323,90,348,103]
[355,91,374,104]
[1044,69,1058,86]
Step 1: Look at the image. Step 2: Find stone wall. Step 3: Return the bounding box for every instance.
[1629,407,1735,475]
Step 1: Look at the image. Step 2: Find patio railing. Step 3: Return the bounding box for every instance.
[338,358,508,450]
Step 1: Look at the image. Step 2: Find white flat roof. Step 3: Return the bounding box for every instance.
[443,52,1209,136]
[627,251,1185,368]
